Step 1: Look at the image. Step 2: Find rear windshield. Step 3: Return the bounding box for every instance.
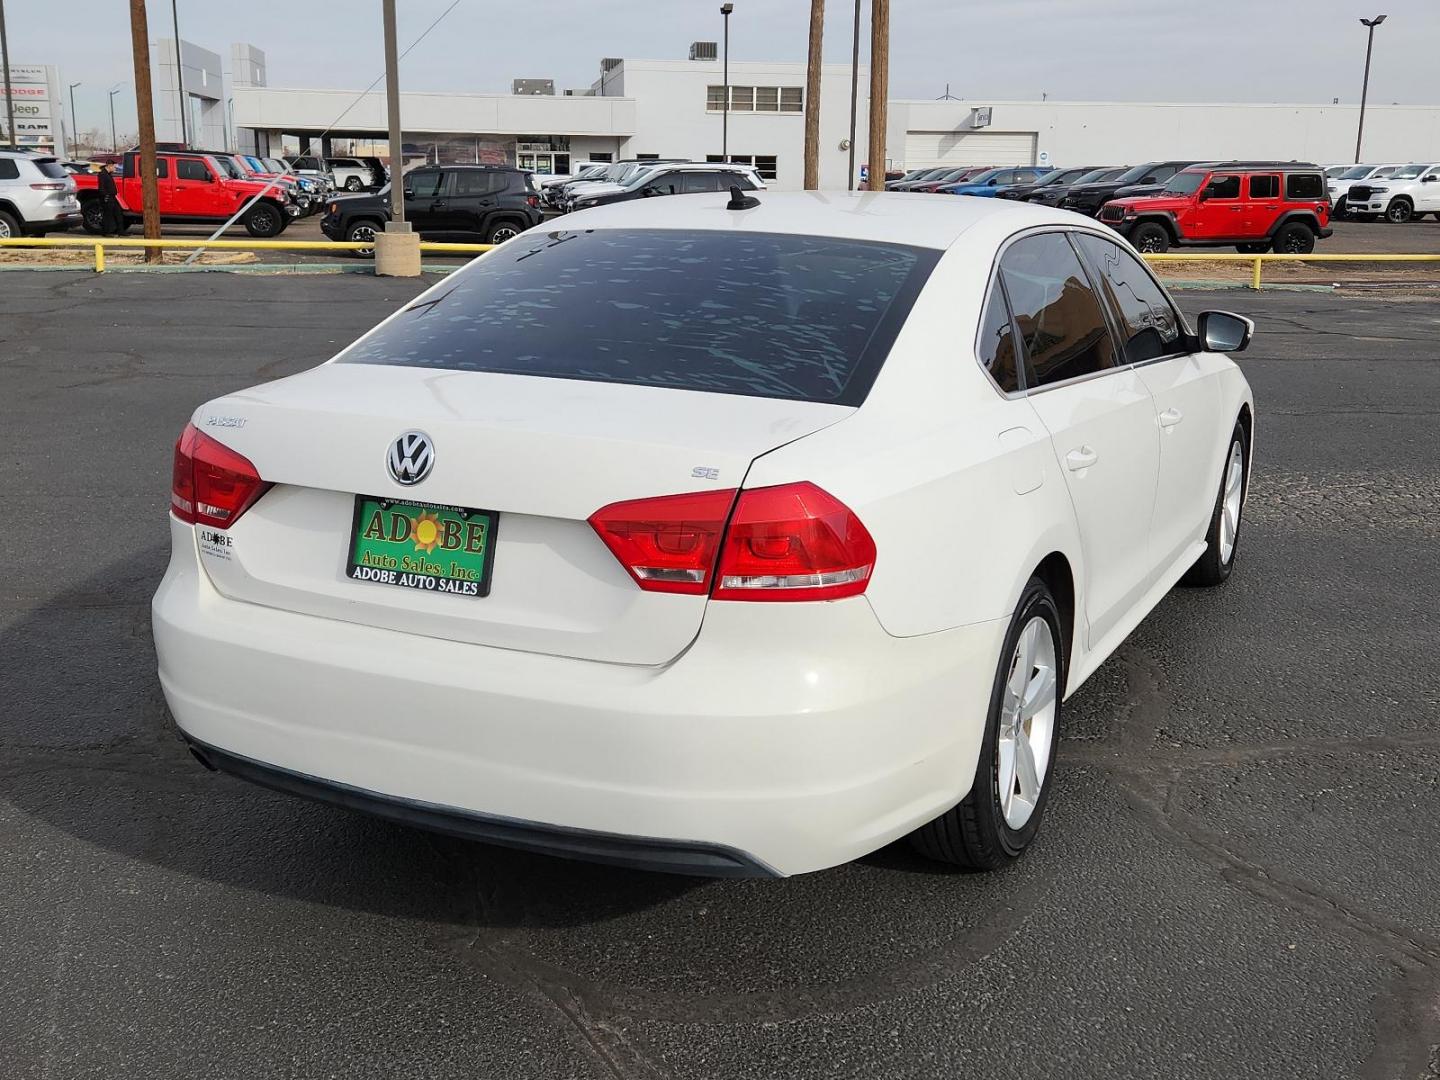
[35,160,69,179]
[340,228,941,405]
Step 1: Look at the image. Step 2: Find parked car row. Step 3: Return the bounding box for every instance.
[1323,162,1440,223]
[892,158,1335,254]
[286,155,389,193]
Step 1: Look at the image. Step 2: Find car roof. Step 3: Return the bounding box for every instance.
[562,189,1086,251]
[1183,160,1322,171]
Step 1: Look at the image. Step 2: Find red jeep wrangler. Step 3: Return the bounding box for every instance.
[1099,162,1333,254]
[73,150,296,238]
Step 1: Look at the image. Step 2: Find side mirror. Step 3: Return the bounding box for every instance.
[402,189,414,199]
[1423,175,1438,183]
[1196,311,1254,354]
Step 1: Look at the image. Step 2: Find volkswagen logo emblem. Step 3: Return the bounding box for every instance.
[387,431,435,486]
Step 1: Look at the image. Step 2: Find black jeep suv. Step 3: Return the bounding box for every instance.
[1060,160,1202,216]
[321,164,542,255]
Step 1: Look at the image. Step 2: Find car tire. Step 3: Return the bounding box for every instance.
[485,219,525,245]
[344,176,363,192]
[79,199,105,235]
[0,209,22,239]
[1130,222,1170,253]
[1182,421,1249,588]
[243,202,285,239]
[1236,242,1270,253]
[908,576,1064,870]
[1333,197,1348,219]
[1385,198,1414,224]
[345,219,380,259]
[1272,221,1316,254]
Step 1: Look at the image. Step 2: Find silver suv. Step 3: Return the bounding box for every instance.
[0,150,81,238]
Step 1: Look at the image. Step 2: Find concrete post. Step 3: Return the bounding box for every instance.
[374,220,421,277]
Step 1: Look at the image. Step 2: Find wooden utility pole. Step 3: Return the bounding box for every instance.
[867,0,889,190]
[803,0,824,189]
[128,0,162,261]
[1,0,15,151]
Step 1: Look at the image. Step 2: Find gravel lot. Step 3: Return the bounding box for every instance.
[1,274,1437,1080]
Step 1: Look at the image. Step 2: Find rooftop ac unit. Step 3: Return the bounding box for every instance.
[689,41,719,61]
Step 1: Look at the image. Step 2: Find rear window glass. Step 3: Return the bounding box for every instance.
[36,160,69,179]
[1285,172,1325,199]
[340,229,940,405]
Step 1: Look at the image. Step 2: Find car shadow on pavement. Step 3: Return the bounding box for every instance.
[0,544,707,929]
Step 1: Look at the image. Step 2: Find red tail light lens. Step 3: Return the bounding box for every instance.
[589,482,876,602]
[526,194,540,209]
[170,422,269,529]
[588,489,737,594]
[712,482,875,601]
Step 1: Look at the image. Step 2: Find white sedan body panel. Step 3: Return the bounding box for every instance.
[153,191,1254,875]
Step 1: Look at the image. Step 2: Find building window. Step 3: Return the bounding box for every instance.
[590,152,613,163]
[706,86,802,113]
[637,153,660,160]
[706,153,778,181]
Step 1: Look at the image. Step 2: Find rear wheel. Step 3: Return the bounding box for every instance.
[1273,221,1316,254]
[0,209,21,239]
[344,175,363,192]
[1130,222,1170,253]
[909,577,1063,870]
[80,199,105,235]
[1182,422,1249,587]
[485,219,524,244]
[243,201,285,239]
[1385,197,1414,223]
[345,219,379,259]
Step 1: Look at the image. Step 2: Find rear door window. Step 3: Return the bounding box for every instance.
[1248,174,1280,199]
[999,232,1119,388]
[1073,234,1183,364]
[340,228,941,405]
[451,170,503,197]
[681,172,722,193]
[0,159,18,180]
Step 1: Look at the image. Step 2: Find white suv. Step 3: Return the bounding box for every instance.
[0,151,81,238]
[325,157,380,192]
[1342,162,1440,223]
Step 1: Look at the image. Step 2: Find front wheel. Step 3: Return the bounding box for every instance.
[345,219,379,259]
[243,202,285,238]
[1182,422,1249,587]
[1385,198,1414,224]
[1130,222,1170,253]
[909,577,1063,870]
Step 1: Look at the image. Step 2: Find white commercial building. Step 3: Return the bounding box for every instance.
[888,99,1440,171]
[1,64,66,156]
[150,38,228,150]
[221,38,1440,184]
[233,47,868,190]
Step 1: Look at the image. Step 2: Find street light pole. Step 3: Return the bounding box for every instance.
[0,0,15,150]
[109,85,122,151]
[1354,14,1387,163]
[69,81,82,153]
[720,3,733,159]
[171,0,188,147]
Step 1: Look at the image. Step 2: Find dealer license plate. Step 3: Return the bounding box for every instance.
[347,496,497,598]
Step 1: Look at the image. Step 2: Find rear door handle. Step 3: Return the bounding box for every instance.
[1159,407,1184,428]
[1065,446,1098,472]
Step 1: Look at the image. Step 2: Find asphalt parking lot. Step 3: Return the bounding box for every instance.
[2,272,1438,1080]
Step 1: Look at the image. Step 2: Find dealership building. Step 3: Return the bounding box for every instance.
[16,36,1438,183]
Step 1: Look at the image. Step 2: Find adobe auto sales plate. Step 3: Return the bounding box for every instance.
[347,496,498,598]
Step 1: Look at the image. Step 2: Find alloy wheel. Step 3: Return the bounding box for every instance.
[1219,440,1244,564]
[996,616,1058,830]
[491,226,519,243]
[351,224,376,255]
[0,219,11,239]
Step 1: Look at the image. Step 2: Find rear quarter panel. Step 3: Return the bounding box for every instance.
[742,229,1086,639]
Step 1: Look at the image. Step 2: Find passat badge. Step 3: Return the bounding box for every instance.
[387,431,435,486]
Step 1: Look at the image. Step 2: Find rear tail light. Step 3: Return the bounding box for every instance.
[30,182,67,191]
[588,489,736,594]
[526,194,540,208]
[589,481,875,602]
[171,422,269,529]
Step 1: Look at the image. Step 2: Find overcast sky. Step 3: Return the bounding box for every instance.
[8,0,1435,137]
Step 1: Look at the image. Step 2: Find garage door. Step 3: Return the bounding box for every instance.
[902,131,1037,169]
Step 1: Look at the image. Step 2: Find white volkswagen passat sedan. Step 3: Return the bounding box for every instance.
[154,191,1254,878]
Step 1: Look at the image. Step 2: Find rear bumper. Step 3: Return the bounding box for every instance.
[153,517,1003,877]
